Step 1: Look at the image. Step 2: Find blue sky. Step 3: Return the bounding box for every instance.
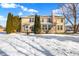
[0,3,62,27]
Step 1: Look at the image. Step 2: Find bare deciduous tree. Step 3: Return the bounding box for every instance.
[61,3,79,33]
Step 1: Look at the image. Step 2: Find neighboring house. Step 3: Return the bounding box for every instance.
[21,15,65,34]
[0,25,4,32]
[21,15,52,33]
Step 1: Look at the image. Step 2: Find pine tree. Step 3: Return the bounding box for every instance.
[14,16,21,32]
[12,16,20,32]
[18,17,21,32]
[34,14,41,34]
[6,12,21,34]
[6,13,14,34]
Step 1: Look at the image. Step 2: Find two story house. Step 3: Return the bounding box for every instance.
[21,15,52,33]
[21,15,65,34]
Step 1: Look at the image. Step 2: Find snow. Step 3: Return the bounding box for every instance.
[0,33,79,56]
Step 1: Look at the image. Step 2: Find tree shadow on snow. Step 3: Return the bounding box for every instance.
[29,35,79,43]
[8,43,29,56]
[15,37,54,56]
[0,49,8,56]
[0,32,6,34]
[25,42,54,56]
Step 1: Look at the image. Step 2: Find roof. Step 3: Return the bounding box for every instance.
[54,16,65,18]
[21,15,51,19]
[21,15,35,19]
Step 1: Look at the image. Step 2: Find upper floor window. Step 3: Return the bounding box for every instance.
[29,18,32,22]
[32,18,35,22]
[61,19,63,23]
[42,18,44,22]
[29,18,34,22]
[48,18,51,22]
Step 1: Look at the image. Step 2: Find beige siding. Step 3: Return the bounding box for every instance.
[49,15,65,33]
[21,15,65,34]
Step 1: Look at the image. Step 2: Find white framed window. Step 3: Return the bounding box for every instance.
[57,25,63,30]
[29,18,34,22]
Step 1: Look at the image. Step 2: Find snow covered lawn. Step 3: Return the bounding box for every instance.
[0,33,79,56]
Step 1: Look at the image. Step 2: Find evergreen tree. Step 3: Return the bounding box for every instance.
[34,14,41,34]
[6,13,14,34]
[6,13,21,34]
[12,16,21,32]
[18,17,21,32]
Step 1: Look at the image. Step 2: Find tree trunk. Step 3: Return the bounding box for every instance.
[73,4,77,33]
[73,15,77,33]
[73,24,77,33]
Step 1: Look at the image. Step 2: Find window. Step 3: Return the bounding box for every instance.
[23,25,28,31]
[29,18,34,22]
[48,25,52,30]
[60,25,63,30]
[29,18,32,22]
[43,25,47,30]
[48,18,51,22]
[61,19,63,23]
[26,26,28,28]
[32,18,34,22]
[42,18,44,22]
[57,25,63,30]
[57,25,60,30]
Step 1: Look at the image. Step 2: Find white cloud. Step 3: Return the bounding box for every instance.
[0,15,7,27]
[18,12,23,16]
[0,3,38,14]
[0,3,17,8]
[20,5,28,11]
[52,8,63,16]
[28,9,38,15]
[17,4,38,14]
[52,8,62,14]
[28,9,38,13]
[18,4,38,13]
